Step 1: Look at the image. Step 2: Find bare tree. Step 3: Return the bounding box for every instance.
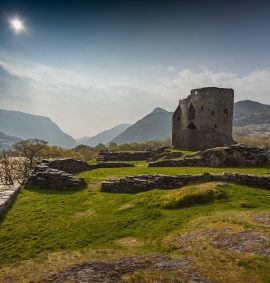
[0,150,16,185]
[12,139,48,168]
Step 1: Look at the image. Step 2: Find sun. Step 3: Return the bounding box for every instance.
[10,17,25,33]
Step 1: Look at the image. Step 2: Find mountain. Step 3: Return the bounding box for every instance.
[0,131,21,150]
[112,101,270,144]
[234,100,270,126]
[0,109,76,148]
[112,107,173,144]
[233,100,270,136]
[76,124,131,146]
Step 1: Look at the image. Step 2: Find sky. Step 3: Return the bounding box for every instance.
[0,0,270,138]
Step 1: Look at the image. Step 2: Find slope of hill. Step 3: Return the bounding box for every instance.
[112,107,173,144]
[234,100,270,126]
[0,131,21,150]
[234,100,270,135]
[0,109,76,148]
[76,124,131,146]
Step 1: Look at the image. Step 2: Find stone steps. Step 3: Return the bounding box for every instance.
[0,184,21,216]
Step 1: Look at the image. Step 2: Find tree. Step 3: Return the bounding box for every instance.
[12,139,48,169]
[0,150,16,185]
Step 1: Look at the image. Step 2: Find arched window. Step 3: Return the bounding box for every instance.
[187,122,197,129]
[211,110,215,116]
[201,106,204,111]
[188,104,196,120]
[224,109,228,119]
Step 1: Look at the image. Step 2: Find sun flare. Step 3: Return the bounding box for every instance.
[10,17,24,33]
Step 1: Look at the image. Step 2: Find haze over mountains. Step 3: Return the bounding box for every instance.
[0,100,269,149]
[0,109,76,148]
[76,124,131,146]
[0,131,21,150]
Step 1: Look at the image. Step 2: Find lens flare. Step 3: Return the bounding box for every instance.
[10,17,25,33]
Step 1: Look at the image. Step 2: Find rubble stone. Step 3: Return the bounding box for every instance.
[149,144,270,167]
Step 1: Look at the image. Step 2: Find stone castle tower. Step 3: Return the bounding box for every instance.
[172,87,236,151]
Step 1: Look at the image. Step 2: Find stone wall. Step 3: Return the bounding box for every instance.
[149,144,270,167]
[41,158,134,172]
[25,165,86,189]
[101,173,270,193]
[41,159,91,173]
[97,151,156,161]
[0,184,21,216]
[97,149,183,162]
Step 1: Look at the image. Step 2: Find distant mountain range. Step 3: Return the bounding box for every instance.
[111,107,173,144]
[0,131,21,150]
[76,124,131,146]
[0,100,269,149]
[0,109,76,148]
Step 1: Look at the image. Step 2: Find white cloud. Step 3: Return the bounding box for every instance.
[149,68,270,104]
[1,51,270,137]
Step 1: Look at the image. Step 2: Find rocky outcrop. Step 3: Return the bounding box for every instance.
[149,144,270,167]
[47,255,211,283]
[0,184,21,216]
[25,165,86,189]
[101,173,270,193]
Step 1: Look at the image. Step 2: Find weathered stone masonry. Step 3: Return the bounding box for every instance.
[101,173,270,193]
[0,184,21,216]
[149,144,270,167]
[25,159,134,189]
[172,87,236,151]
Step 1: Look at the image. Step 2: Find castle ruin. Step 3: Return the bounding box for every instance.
[172,87,236,151]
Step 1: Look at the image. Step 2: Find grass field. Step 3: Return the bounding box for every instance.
[0,164,270,282]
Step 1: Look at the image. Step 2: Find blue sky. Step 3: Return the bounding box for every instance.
[0,0,270,137]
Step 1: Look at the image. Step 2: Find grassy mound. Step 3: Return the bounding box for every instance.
[162,182,227,208]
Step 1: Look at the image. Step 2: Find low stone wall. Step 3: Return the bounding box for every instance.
[41,159,134,172]
[101,173,270,193]
[98,151,156,161]
[41,158,91,173]
[149,144,270,167]
[0,184,21,216]
[26,166,86,189]
[90,162,134,169]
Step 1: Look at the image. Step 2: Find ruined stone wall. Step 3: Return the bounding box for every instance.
[172,87,235,150]
[149,144,270,167]
[41,159,91,173]
[98,151,156,161]
[98,150,183,162]
[101,173,270,193]
[25,165,86,189]
[0,184,21,216]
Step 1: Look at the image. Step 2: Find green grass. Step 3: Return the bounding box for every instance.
[168,148,196,155]
[0,164,270,282]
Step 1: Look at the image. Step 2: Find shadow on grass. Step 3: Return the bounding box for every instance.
[23,183,87,195]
